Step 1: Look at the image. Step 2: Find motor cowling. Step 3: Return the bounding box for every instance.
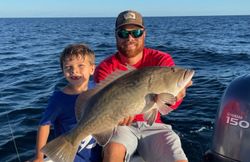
[203,75,250,162]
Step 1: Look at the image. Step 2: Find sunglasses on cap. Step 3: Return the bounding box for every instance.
[116,29,144,39]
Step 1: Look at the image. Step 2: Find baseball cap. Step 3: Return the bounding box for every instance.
[115,10,144,30]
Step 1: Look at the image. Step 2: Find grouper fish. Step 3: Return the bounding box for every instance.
[42,66,195,162]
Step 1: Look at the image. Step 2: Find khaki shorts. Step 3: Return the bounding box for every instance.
[110,122,187,162]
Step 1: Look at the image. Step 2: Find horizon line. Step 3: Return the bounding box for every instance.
[0,14,249,19]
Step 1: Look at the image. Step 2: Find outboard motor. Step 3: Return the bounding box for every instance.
[203,75,250,162]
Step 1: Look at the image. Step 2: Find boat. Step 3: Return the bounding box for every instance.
[44,154,145,162]
[203,75,250,162]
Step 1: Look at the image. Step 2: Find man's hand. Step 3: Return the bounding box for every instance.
[176,80,193,101]
[118,116,134,126]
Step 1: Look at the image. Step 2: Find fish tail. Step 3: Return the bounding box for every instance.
[41,135,79,162]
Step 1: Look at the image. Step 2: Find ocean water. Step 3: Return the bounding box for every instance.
[0,16,250,162]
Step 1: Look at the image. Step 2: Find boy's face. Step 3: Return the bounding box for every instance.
[63,55,95,88]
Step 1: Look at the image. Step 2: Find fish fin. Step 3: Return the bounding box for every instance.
[75,65,136,121]
[93,129,114,146]
[144,108,158,126]
[75,88,98,121]
[141,93,157,113]
[75,93,88,121]
[42,135,79,162]
[75,77,115,121]
[142,93,176,123]
[98,64,135,86]
[124,63,136,71]
[156,93,176,115]
[141,94,158,125]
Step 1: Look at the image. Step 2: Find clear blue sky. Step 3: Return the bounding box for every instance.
[0,0,249,18]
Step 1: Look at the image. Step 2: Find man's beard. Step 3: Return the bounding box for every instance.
[117,41,144,58]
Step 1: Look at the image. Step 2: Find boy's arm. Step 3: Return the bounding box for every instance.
[33,125,50,162]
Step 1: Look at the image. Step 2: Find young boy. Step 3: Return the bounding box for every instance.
[30,44,102,162]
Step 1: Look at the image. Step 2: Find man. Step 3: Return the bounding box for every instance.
[94,10,192,162]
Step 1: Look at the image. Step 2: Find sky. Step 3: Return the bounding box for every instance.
[0,0,249,18]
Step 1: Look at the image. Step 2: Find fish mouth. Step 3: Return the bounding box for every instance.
[177,69,195,88]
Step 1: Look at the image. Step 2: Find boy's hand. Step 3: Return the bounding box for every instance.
[25,156,44,162]
[118,116,134,126]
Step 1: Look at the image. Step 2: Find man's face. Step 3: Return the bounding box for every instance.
[116,24,146,58]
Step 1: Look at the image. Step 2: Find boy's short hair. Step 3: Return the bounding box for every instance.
[60,43,95,70]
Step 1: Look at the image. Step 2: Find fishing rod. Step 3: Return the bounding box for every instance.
[6,113,21,162]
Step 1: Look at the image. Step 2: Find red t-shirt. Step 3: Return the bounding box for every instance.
[94,47,182,123]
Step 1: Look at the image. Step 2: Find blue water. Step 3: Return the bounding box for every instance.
[0,16,250,162]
